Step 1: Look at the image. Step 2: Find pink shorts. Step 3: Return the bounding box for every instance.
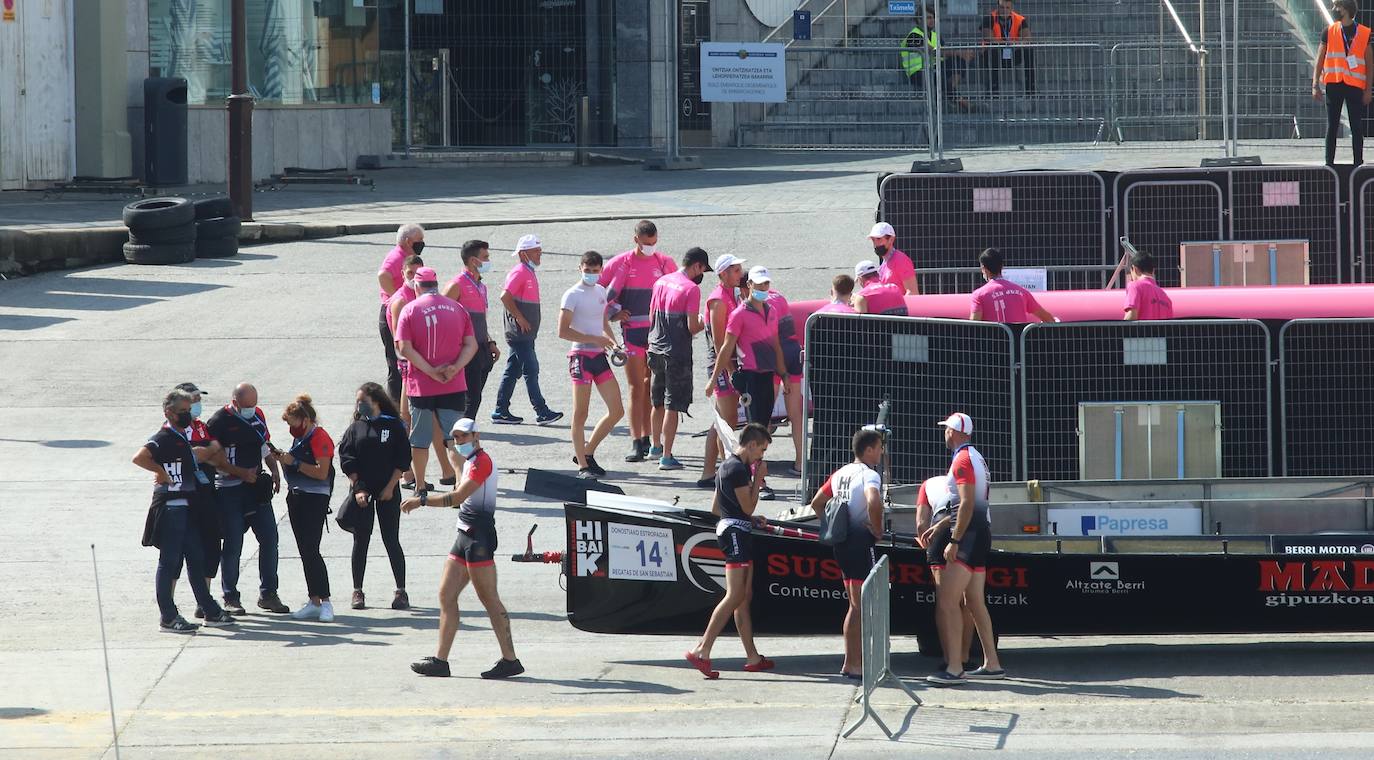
[710,367,739,398]
[569,350,615,386]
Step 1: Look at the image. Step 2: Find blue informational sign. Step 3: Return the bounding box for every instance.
[793,10,812,41]
[888,0,917,15]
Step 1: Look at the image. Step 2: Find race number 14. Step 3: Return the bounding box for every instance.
[607,523,678,582]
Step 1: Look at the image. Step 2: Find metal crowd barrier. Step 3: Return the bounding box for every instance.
[1349,166,1374,283]
[842,555,921,740]
[803,314,1018,499]
[1278,319,1374,477]
[1020,320,1274,482]
[878,171,1109,273]
[913,265,1120,295]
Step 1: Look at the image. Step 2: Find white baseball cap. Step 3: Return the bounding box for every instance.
[854,260,880,278]
[868,222,895,239]
[452,418,479,435]
[937,412,973,435]
[747,265,773,285]
[714,253,745,272]
[514,234,542,253]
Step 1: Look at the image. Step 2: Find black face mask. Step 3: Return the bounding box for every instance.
[874,244,889,258]
[691,273,705,285]
[356,401,373,420]
[174,410,193,428]
[412,241,426,256]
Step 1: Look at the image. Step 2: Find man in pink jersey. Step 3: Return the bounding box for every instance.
[851,261,910,316]
[493,234,563,427]
[442,239,503,418]
[969,248,1056,324]
[815,274,857,314]
[600,220,679,462]
[1123,250,1174,321]
[648,248,711,470]
[868,222,919,295]
[395,267,478,495]
[378,223,426,403]
[387,254,453,490]
[698,253,746,488]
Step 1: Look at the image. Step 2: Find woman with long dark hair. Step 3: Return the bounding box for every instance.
[339,382,413,610]
[273,394,336,622]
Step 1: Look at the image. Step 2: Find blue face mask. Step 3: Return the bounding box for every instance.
[235,405,255,421]
[457,441,477,458]
[526,260,540,271]
[478,260,493,274]
[581,273,599,286]
[190,401,203,420]
[750,289,769,302]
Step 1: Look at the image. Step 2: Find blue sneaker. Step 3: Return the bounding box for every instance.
[649,444,664,458]
[535,410,564,427]
[491,411,524,425]
[926,669,966,686]
[658,455,683,471]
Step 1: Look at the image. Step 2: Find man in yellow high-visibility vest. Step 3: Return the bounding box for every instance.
[900,6,974,110]
[1313,0,1373,164]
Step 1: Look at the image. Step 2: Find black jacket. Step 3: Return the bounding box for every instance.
[338,416,411,495]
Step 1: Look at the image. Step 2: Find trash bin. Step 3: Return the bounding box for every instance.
[143,77,188,186]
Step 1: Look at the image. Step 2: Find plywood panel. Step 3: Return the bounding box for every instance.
[21,0,74,182]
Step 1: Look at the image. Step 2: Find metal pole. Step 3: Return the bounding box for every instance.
[1199,1,1207,140]
[404,0,412,156]
[1231,0,1239,155]
[228,0,253,221]
[441,49,451,148]
[921,0,935,159]
[934,1,944,160]
[1219,0,1231,154]
[666,0,680,162]
[577,95,590,166]
[91,545,121,760]
[844,0,849,47]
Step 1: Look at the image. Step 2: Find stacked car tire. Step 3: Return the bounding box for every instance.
[123,197,196,265]
[192,197,241,259]
[121,196,241,264]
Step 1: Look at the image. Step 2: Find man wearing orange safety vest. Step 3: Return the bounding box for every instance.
[1313,0,1373,165]
[981,0,1035,95]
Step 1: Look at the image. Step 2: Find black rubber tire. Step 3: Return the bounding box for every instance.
[122,197,195,231]
[195,234,240,259]
[195,216,241,240]
[128,223,196,246]
[194,197,236,221]
[123,241,196,265]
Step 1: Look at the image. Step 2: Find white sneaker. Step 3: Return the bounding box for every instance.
[318,601,335,623]
[291,602,321,620]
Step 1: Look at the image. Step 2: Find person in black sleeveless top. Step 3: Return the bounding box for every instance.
[339,382,413,611]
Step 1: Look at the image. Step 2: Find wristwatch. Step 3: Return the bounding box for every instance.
[419,491,427,507]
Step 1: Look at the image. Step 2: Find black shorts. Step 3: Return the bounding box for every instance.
[720,526,753,568]
[781,341,803,378]
[735,370,777,425]
[833,532,876,584]
[409,391,467,412]
[927,514,992,572]
[449,523,498,567]
[648,352,693,413]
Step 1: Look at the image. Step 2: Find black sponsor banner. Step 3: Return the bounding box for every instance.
[565,505,1374,640]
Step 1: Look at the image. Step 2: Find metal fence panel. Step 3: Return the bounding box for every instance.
[878,171,1107,274]
[1228,166,1342,284]
[1349,167,1374,283]
[1020,320,1272,481]
[803,314,1017,500]
[912,265,1119,296]
[1119,178,1225,288]
[1279,319,1374,477]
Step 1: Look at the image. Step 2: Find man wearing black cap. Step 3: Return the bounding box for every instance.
[646,248,712,471]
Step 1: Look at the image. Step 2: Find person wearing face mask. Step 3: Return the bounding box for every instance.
[706,266,791,501]
[443,239,502,421]
[764,285,806,478]
[205,383,290,615]
[339,382,413,610]
[271,394,336,622]
[558,251,624,480]
[133,388,236,632]
[867,222,918,296]
[385,253,424,402]
[379,224,426,403]
[697,253,746,489]
[852,261,911,316]
[600,220,679,462]
[173,382,226,618]
[403,419,525,680]
[646,247,712,470]
[1314,0,1372,165]
[492,234,563,427]
[386,254,449,491]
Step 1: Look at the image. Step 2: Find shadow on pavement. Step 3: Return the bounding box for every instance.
[5,274,224,312]
[506,676,692,696]
[0,437,110,449]
[0,315,75,331]
[875,705,1019,750]
[0,707,49,720]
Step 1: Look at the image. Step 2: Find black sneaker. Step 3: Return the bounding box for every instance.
[759,485,776,501]
[696,477,716,490]
[223,595,247,615]
[480,658,525,679]
[257,592,289,614]
[159,616,199,633]
[391,590,410,610]
[202,610,236,627]
[625,438,647,462]
[411,656,451,677]
[535,410,564,426]
[926,669,966,686]
[965,666,1006,681]
[194,606,206,619]
[585,455,607,478]
[491,411,524,425]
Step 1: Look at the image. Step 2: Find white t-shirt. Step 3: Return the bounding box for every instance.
[822,461,884,532]
[560,282,609,351]
[945,444,992,523]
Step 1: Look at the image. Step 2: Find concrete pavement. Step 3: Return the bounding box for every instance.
[3,151,1374,759]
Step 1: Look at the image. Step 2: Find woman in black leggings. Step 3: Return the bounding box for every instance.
[339,382,412,610]
[274,394,336,622]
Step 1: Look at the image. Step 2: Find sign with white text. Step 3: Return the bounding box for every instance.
[701,42,786,103]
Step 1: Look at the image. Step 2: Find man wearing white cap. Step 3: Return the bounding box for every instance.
[492,234,563,427]
[926,412,1004,686]
[868,222,919,295]
[698,253,746,488]
[402,418,524,680]
[851,261,910,316]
